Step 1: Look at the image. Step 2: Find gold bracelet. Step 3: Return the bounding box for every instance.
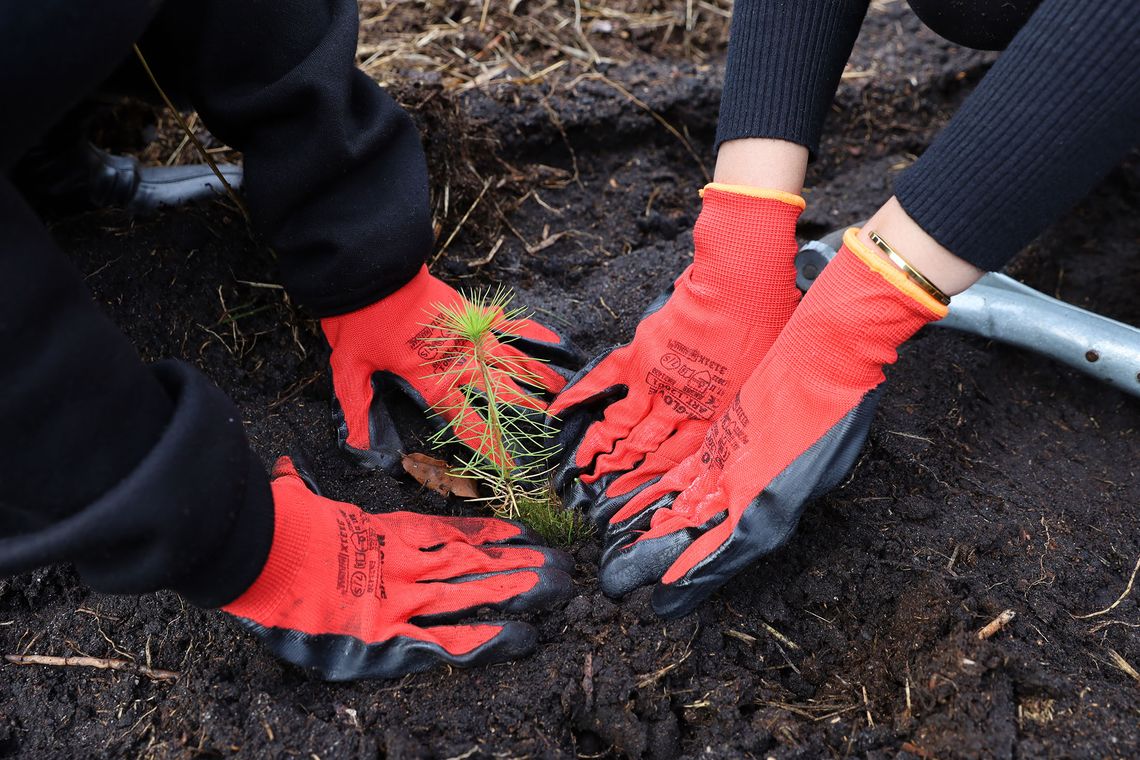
[867,230,951,306]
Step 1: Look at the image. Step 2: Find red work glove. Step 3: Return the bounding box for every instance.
[321,266,581,472]
[549,185,805,527]
[598,229,948,617]
[222,456,574,680]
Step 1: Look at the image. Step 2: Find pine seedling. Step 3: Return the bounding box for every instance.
[422,288,590,546]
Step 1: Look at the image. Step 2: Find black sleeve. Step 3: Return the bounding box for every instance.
[0,180,273,608]
[147,0,433,316]
[894,0,1140,271]
[715,0,870,155]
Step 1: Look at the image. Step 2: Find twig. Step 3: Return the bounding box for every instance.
[577,73,710,181]
[636,650,691,688]
[900,742,936,759]
[468,236,504,267]
[886,430,934,444]
[5,653,179,682]
[1089,619,1140,634]
[524,230,569,255]
[759,700,860,722]
[1107,649,1140,685]
[538,99,581,187]
[946,544,961,573]
[444,748,480,760]
[1073,553,1140,619]
[802,607,836,626]
[431,178,493,265]
[977,609,1016,640]
[582,652,594,707]
[861,685,874,727]
[133,45,250,226]
[267,372,321,410]
[725,629,757,645]
[166,131,192,166]
[759,620,801,651]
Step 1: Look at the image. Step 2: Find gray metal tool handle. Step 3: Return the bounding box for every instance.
[796,232,1140,399]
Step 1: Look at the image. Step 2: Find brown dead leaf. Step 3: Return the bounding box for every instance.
[401,453,479,498]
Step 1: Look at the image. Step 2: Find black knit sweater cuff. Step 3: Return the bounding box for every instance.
[894,0,1140,271]
[715,0,868,155]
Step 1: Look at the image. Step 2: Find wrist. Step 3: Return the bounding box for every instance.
[777,236,948,390]
[843,229,950,320]
[222,480,313,621]
[683,184,806,322]
[713,138,809,195]
[701,182,805,211]
[691,183,804,287]
[860,197,983,296]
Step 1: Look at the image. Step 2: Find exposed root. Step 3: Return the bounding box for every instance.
[1073,553,1140,620]
[5,653,179,682]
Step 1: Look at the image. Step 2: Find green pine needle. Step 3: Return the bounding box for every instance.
[424,288,590,546]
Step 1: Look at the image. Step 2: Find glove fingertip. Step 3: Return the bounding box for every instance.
[333,381,408,475]
[497,324,586,371]
[650,582,703,620]
[271,455,300,481]
[557,477,600,521]
[270,453,326,497]
[597,541,654,599]
[597,528,682,599]
[500,566,576,613]
[541,548,577,575]
[452,620,538,667]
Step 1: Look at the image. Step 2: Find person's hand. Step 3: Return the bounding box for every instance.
[597,230,948,617]
[321,266,581,472]
[550,185,805,528]
[222,456,575,680]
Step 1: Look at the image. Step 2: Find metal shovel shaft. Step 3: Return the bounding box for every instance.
[796,232,1140,398]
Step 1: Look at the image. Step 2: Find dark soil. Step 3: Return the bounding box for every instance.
[2,5,1138,759]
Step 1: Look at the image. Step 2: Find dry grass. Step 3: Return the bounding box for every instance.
[354,0,734,252]
[113,2,734,260]
[356,0,733,90]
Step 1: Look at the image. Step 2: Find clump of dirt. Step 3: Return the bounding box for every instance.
[2,4,1138,759]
